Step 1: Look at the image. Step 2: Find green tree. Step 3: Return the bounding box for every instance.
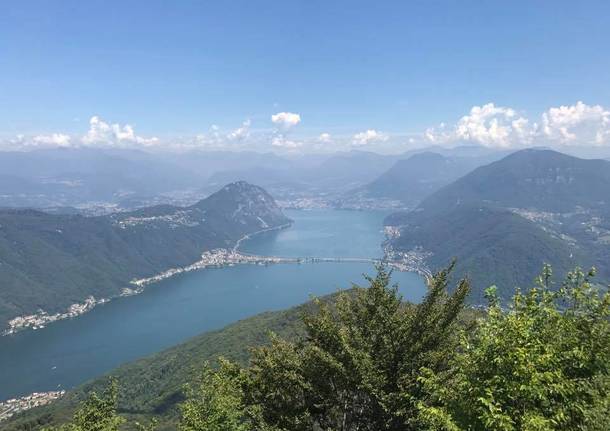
[179,360,251,431]
[44,379,124,431]
[182,264,470,430]
[417,266,610,431]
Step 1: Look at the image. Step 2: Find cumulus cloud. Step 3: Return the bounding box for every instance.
[425,103,535,148]
[82,116,159,147]
[227,119,251,141]
[425,101,610,148]
[541,101,610,146]
[271,112,301,129]
[352,129,388,146]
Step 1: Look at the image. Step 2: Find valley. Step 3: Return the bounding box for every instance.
[0,209,426,403]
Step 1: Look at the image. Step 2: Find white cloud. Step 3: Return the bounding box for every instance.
[271,112,301,129]
[318,133,332,143]
[32,133,72,147]
[352,129,388,146]
[82,116,159,148]
[426,103,535,148]
[271,135,302,149]
[541,101,610,146]
[425,101,610,149]
[227,119,251,141]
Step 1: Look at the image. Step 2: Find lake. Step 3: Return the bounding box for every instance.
[0,209,426,400]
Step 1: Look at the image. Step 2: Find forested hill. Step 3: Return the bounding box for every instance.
[417,148,610,215]
[385,149,610,302]
[0,181,290,329]
[341,152,495,208]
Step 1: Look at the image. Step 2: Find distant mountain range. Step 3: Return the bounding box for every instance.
[385,149,610,301]
[0,147,515,212]
[0,149,403,211]
[0,181,290,329]
[336,151,506,209]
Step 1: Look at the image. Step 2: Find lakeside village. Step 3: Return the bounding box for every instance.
[2,296,106,336]
[0,243,431,419]
[2,287,141,336]
[0,391,65,422]
[3,245,432,336]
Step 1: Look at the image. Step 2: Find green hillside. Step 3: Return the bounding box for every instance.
[0,182,290,329]
[390,206,587,302]
[385,149,610,301]
[418,149,610,215]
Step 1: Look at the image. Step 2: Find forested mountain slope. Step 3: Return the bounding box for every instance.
[0,182,290,329]
[385,149,610,301]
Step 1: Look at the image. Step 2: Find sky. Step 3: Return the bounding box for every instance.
[1,0,610,153]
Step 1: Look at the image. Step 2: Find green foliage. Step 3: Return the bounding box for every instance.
[42,380,125,431]
[179,360,249,431]
[11,264,609,431]
[181,264,470,430]
[417,265,610,431]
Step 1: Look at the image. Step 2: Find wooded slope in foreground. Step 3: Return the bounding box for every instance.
[6,264,609,431]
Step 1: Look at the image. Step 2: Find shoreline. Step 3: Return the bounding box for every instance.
[1,223,293,337]
[0,218,429,410]
[0,391,65,422]
[2,221,430,337]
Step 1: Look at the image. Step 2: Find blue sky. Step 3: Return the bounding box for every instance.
[1,1,610,152]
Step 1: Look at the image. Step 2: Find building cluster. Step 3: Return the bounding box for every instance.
[0,391,65,422]
[131,249,289,287]
[3,296,105,336]
[113,210,201,230]
[384,245,433,278]
[383,225,401,240]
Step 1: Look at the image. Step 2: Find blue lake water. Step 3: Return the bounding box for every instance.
[0,209,426,400]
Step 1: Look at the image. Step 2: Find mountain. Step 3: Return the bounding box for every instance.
[0,148,206,209]
[0,182,290,329]
[206,151,401,197]
[338,152,496,209]
[418,149,610,215]
[385,149,610,301]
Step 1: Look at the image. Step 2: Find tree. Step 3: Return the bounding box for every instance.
[182,264,470,430]
[417,266,610,431]
[179,360,251,431]
[44,379,124,431]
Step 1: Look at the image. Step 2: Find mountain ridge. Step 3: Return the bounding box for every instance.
[0,182,290,329]
[385,149,610,300]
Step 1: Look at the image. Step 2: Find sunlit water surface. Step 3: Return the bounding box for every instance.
[0,209,426,399]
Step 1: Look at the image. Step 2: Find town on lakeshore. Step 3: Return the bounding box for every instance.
[3,238,431,338]
[131,246,432,288]
[0,391,65,422]
[2,297,106,336]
